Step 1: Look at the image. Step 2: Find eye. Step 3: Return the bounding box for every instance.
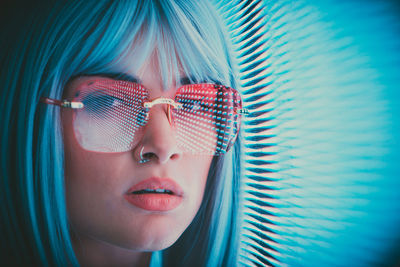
[188,101,202,111]
[182,99,210,113]
[82,92,126,113]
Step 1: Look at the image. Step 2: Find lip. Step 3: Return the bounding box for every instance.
[124,177,183,211]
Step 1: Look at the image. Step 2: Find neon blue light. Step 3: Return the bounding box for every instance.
[216,0,400,266]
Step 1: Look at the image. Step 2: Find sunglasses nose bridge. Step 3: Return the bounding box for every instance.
[143,104,171,125]
[143,97,182,125]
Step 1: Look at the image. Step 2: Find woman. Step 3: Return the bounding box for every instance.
[0,1,243,266]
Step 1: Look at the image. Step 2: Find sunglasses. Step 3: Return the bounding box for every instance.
[42,79,248,155]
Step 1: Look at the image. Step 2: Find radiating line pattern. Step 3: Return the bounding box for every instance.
[214,0,400,266]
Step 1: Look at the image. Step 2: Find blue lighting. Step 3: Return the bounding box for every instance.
[216,0,400,266]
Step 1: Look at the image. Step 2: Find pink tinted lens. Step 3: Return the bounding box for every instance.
[173,84,242,155]
[72,80,148,152]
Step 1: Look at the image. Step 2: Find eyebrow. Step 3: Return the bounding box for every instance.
[76,72,141,83]
[179,76,219,85]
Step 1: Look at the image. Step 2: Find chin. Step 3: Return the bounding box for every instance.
[123,223,184,251]
[125,232,181,252]
[146,237,178,251]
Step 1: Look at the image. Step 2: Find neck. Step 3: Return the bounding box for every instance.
[71,231,152,267]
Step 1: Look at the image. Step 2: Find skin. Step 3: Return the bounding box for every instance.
[62,55,214,267]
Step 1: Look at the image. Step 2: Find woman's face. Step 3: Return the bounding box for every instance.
[62,56,214,252]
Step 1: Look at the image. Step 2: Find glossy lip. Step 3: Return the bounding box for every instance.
[124,177,184,211]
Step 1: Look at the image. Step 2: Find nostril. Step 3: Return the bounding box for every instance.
[143,151,179,161]
[142,152,156,160]
[170,153,179,160]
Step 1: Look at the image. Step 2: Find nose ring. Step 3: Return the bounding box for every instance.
[139,146,150,164]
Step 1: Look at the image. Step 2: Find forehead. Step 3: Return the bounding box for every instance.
[63,49,174,97]
[67,51,186,94]
[112,46,185,90]
[63,74,230,102]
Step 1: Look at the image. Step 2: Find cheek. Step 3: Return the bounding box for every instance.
[63,140,138,249]
[64,139,103,227]
[186,155,214,209]
[62,117,122,234]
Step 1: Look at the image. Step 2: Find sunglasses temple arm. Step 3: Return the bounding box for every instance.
[41,97,63,106]
[236,108,250,115]
[40,97,84,109]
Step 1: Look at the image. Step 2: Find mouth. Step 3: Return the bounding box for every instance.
[125,177,183,211]
[131,189,175,195]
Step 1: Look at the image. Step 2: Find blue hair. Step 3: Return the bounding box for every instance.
[0,1,242,266]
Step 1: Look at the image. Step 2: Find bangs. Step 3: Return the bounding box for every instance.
[154,1,234,88]
[60,1,234,91]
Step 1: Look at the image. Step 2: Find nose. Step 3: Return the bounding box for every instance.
[135,104,181,164]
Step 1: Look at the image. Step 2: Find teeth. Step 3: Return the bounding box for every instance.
[132,189,173,194]
[144,189,156,192]
[143,189,166,193]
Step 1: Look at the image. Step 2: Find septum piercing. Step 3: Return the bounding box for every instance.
[139,146,150,164]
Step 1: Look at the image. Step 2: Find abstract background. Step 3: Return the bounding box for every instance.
[214,1,400,266]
